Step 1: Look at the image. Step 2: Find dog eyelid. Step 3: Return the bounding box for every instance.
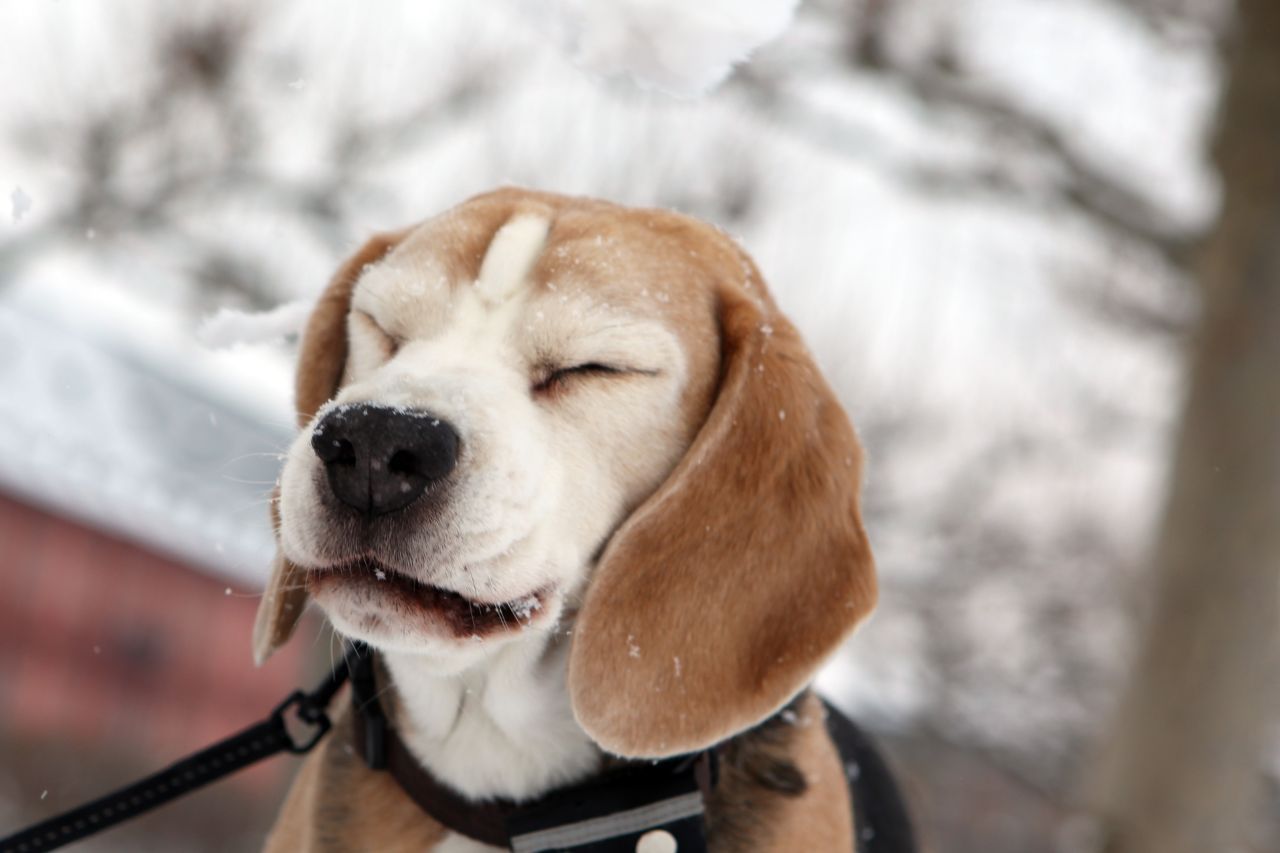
[352,310,405,353]
[558,362,622,376]
[532,362,650,396]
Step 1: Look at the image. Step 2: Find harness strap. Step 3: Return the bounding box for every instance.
[0,648,356,853]
[351,673,512,845]
[822,700,918,853]
[348,644,717,851]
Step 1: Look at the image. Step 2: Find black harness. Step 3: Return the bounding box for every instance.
[349,643,719,851]
[0,643,915,853]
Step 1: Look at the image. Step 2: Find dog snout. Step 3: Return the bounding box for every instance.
[311,404,460,517]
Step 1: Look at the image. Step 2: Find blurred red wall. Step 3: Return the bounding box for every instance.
[0,489,315,790]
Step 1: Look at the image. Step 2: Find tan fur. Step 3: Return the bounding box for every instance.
[259,188,874,850]
[706,694,855,851]
[264,701,447,853]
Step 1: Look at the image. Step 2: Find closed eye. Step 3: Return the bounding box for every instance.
[352,310,404,358]
[532,363,632,396]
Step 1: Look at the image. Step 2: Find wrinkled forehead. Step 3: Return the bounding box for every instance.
[349,194,735,347]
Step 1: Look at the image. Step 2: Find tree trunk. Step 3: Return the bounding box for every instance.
[1091,0,1280,850]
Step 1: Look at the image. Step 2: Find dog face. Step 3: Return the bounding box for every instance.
[276,204,718,663]
[258,188,877,756]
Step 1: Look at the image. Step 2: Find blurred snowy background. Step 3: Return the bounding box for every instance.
[1,0,1273,851]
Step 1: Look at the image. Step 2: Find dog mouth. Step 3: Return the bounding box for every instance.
[308,557,548,638]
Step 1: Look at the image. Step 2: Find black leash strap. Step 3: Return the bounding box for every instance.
[0,649,356,853]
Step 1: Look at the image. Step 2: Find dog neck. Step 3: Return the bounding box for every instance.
[379,629,604,804]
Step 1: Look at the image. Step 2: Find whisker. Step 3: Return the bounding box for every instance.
[218,449,291,466]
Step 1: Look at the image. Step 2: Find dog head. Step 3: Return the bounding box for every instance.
[256,188,876,757]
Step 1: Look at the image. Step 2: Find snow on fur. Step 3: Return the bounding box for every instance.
[505,0,800,97]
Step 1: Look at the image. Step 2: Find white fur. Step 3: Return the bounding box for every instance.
[275,212,691,843]
[383,634,600,800]
[382,635,600,853]
[475,215,551,303]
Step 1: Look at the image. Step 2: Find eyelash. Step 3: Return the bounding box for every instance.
[354,311,402,356]
[352,309,639,396]
[532,363,623,395]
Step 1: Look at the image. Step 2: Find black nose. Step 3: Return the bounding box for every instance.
[311,404,460,517]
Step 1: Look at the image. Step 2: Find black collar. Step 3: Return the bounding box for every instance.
[348,644,718,851]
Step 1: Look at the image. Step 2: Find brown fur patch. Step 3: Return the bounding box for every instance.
[568,234,876,757]
[707,693,855,852]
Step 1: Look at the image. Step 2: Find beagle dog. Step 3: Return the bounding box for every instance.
[254,188,904,852]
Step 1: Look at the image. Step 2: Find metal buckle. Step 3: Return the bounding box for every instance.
[273,690,333,754]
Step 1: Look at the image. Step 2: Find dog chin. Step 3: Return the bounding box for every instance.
[305,558,561,657]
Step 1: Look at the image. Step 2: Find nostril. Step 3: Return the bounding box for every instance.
[313,431,357,466]
[388,449,418,476]
[332,438,356,466]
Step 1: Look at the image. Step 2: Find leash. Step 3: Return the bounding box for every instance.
[2,642,915,853]
[0,645,359,853]
[0,641,715,853]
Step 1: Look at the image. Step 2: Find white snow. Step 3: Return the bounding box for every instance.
[503,0,800,96]
[10,185,31,222]
[198,300,313,348]
[0,283,295,586]
[510,595,541,620]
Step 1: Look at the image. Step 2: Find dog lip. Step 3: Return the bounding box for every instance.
[309,557,550,636]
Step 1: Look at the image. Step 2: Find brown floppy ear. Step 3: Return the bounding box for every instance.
[252,230,408,665]
[568,274,877,757]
